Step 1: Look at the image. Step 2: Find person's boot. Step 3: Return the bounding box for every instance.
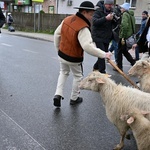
[70,97,83,105]
[131,60,136,66]
[53,95,64,107]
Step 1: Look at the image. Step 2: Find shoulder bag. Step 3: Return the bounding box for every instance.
[112,24,120,42]
[125,14,136,49]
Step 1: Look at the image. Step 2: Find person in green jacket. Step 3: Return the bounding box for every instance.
[113,2,136,71]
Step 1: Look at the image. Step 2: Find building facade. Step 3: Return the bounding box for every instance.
[57,0,150,16]
[56,0,150,24]
[1,0,150,18]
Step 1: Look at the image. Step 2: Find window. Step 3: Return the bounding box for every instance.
[49,6,54,14]
[125,0,136,8]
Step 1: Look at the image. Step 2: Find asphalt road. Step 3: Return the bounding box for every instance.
[0,33,138,150]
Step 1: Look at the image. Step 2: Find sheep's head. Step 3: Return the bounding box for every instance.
[79,71,111,92]
[120,109,150,125]
[128,60,150,77]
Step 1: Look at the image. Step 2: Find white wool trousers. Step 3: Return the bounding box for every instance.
[55,57,83,100]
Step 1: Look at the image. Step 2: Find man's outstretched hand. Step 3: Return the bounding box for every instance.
[105,51,112,59]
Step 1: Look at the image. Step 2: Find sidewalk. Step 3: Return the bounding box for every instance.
[1,29,54,42]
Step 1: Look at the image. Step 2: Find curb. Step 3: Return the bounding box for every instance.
[1,29,54,42]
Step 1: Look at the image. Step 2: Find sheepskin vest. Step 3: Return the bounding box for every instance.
[58,12,90,62]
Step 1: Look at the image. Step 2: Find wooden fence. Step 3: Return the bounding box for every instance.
[11,12,69,33]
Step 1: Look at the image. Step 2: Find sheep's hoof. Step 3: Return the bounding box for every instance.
[113,144,123,150]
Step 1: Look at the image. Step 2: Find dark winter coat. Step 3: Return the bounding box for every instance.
[91,1,114,44]
[137,17,150,53]
[0,7,6,28]
[136,17,148,37]
[0,7,5,20]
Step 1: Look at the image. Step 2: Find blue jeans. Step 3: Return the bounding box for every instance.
[109,40,118,61]
[93,42,109,73]
[135,46,139,60]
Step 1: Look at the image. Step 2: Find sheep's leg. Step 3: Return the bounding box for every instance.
[113,132,126,150]
[125,133,131,140]
[125,129,133,140]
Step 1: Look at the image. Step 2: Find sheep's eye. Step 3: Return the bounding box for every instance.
[137,66,141,69]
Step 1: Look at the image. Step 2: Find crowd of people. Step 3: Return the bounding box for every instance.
[53,0,150,107]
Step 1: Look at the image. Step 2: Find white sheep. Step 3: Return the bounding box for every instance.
[79,71,150,150]
[120,109,150,150]
[128,59,150,93]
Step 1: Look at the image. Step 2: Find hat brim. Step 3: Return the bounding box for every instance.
[73,6,96,10]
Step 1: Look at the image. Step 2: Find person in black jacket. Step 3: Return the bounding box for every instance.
[134,11,148,60]
[7,13,13,26]
[132,17,150,60]
[92,0,114,73]
[0,7,6,33]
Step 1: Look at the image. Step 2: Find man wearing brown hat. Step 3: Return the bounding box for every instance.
[92,0,114,73]
[53,1,112,107]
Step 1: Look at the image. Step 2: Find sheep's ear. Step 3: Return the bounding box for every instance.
[127,117,134,124]
[142,61,149,68]
[96,78,105,83]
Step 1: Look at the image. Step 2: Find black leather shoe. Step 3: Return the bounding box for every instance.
[53,95,63,107]
[70,97,83,105]
[131,60,136,66]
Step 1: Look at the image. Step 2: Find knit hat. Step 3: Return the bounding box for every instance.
[120,3,130,10]
[104,0,114,4]
[74,1,96,10]
[142,10,148,15]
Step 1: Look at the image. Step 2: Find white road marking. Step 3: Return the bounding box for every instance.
[1,43,12,47]
[0,108,46,150]
[22,49,38,54]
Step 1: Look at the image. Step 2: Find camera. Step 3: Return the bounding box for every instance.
[111,12,120,22]
[112,4,122,23]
